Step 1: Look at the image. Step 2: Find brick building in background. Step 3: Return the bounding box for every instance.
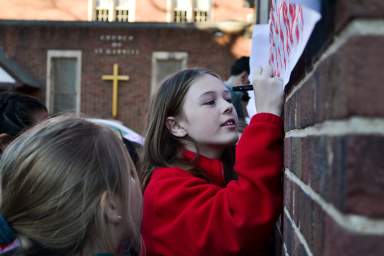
[262,0,384,255]
[0,0,254,133]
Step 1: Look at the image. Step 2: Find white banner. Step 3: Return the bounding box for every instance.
[247,0,321,117]
[268,0,321,85]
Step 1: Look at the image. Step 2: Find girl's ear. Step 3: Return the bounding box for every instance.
[166,117,187,138]
[100,191,123,225]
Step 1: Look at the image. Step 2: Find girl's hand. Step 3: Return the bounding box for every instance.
[252,66,284,117]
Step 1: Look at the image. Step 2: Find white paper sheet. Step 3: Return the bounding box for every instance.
[247,0,321,118]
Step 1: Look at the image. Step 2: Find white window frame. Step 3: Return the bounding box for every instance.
[88,0,136,22]
[115,0,136,22]
[46,50,82,115]
[192,0,212,22]
[166,0,211,23]
[151,51,188,95]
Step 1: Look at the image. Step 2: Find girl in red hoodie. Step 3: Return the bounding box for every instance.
[142,66,284,255]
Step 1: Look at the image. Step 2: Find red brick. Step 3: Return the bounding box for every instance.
[285,135,384,218]
[284,179,321,255]
[283,210,319,256]
[285,177,384,256]
[285,36,384,131]
[323,214,384,256]
[335,0,384,32]
[283,212,294,254]
[344,136,384,217]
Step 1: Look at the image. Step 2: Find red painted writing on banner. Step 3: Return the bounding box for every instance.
[269,0,304,77]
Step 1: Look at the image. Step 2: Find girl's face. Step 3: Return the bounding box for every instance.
[177,74,239,157]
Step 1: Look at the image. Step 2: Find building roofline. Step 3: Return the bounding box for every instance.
[0,49,41,89]
[0,19,219,31]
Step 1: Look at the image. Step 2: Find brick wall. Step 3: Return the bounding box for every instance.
[280,1,384,255]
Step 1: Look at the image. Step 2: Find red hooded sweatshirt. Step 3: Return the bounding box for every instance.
[142,113,283,255]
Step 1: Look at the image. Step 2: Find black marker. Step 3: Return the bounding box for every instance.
[231,84,253,91]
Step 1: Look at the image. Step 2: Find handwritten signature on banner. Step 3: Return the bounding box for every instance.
[269,0,304,77]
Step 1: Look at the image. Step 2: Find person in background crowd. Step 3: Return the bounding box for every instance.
[225,56,251,132]
[0,92,48,155]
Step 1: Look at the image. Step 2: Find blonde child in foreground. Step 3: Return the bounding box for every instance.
[142,65,284,255]
[0,116,142,255]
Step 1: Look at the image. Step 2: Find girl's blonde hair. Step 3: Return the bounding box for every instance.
[0,115,142,255]
[143,68,235,186]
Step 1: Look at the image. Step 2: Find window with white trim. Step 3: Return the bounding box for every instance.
[168,0,211,23]
[151,52,188,95]
[95,0,112,21]
[46,51,81,114]
[172,0,191,22]
[89,0,135,22]
[192,0,210,22]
